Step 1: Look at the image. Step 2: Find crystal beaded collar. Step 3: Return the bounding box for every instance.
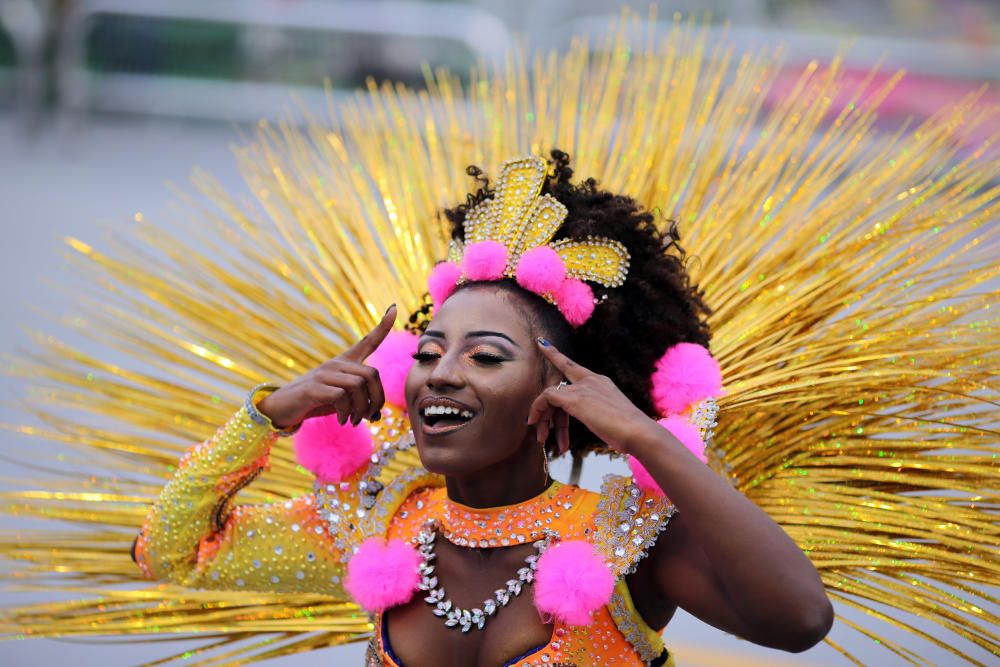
[439,480,579,548]
[418,519,555,632]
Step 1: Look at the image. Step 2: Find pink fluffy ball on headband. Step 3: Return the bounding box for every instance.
[461,241,508,281]
[650,342,723,416]
[516,246,567,295]
[554,278,595,327]
[427,261,461,306]
[344,537,422,612]
[367,330,418,409]
[533,539,615,626]
[628,414,706,496]
[293,414,373,483]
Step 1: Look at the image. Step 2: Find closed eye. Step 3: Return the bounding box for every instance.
[412,351,440,363]
[471,352,505,365]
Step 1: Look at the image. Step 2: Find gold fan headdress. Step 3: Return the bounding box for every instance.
[449,154,629,288]
[1,12,998,667]
[431,154,630,325]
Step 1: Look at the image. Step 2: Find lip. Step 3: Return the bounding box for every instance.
[418,396,476,413]
[416,395,477,437]
[420,418,473,436]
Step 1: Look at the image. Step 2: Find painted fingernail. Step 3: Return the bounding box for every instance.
[536,337,551,347]
[385,304,396,315]
[370,410,382,422]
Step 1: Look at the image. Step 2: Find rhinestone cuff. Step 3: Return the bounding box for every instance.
[245,382,300,437]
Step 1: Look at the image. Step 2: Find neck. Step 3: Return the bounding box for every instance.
[444,439,551,509]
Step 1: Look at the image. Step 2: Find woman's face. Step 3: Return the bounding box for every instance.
[404,286,552,476]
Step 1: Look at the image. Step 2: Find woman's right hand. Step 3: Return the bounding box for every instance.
[257,305,397,430]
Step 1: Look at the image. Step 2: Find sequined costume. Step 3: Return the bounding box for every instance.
[2,12,998,667]
[133,397,680,667]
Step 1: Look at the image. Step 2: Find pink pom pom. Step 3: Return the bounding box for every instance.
[628,414,706,496]
[367,330,418,409]
[461,241,508,281]
[533,539,615,626]
[428,261,461,306]
[516,246,567,295]
[344,537,422,612]
[659,414,707,462]
[554,279,595,327]
[650,343,723,416]
[627,455,666,497]
[293,414,373,482]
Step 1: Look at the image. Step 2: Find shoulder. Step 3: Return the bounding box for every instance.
[586,474,678,576]
[388,485,446,540]
[314,427,443,559]
[361,428,443,539]
[522,476,675,575]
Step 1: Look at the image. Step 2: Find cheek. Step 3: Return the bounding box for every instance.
[404,366,423,411]
[479,374,542,419]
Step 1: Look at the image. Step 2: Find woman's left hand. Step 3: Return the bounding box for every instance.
[527,338,656,455]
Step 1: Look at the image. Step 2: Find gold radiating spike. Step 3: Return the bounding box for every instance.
[2,8,998,666]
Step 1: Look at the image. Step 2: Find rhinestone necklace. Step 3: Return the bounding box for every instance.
[415,520,555,632]
[439,481,579,548]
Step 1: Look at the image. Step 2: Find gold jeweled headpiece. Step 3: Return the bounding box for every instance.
[427,155,630,326]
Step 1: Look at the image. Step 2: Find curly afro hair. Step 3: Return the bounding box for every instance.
[421,149,712,456]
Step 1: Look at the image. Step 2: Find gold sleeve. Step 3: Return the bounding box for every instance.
[132,402,350,596]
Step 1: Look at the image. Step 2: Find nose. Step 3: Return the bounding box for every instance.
[426,350,465,390]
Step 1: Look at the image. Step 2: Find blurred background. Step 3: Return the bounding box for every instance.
[1,1,997,665]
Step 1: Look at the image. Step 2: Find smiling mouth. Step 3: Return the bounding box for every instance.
[420,404,475,435]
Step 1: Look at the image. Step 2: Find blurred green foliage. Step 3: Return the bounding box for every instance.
[86,16,241,79]
[0,24,14,67]
[82,14,476,89]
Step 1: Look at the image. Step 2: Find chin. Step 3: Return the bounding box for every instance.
[415,446,472,476]
[413,429,492,477]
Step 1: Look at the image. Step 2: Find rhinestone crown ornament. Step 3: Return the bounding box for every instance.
[427,155,631,326]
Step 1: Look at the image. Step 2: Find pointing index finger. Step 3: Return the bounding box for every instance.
[345,304,397,362]
[535,337,589,382]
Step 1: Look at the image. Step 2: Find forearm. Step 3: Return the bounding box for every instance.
[135,398,365,596]
[135,400,278,582]
[628,420,832,646]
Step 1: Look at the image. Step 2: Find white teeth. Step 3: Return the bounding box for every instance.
[422,405,474,419]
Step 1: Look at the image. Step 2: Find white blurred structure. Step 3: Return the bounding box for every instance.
[1,0,997,124]
[54,0,510,119]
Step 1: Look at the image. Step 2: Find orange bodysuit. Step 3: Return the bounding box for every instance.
[133,402,678,666]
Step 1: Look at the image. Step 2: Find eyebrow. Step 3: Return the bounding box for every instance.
[423,329,520,347]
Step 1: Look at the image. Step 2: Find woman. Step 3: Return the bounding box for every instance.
[133,152,833,666]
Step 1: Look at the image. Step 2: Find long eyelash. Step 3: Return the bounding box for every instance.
[411,350,504,364]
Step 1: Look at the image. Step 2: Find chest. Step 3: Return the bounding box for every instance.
[384,541,553,667]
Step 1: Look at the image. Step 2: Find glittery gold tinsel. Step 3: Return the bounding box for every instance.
[2,11,998,667]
